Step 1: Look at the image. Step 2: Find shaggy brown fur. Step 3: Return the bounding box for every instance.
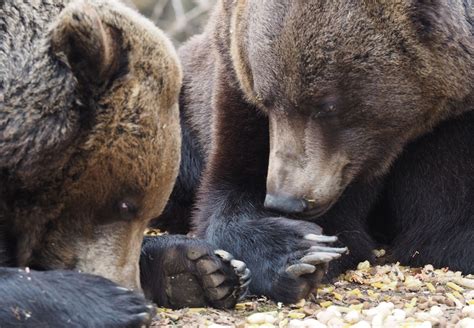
[0,0,183,325]
[226,0,473,203]
[159,0,473,303]
[1,1,250,320]
[1,0,182,288]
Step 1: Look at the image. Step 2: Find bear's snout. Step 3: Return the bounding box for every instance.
[264,193,309,214]
[266,113,349,218]
[264,192,339,218]
[73,221,146,292]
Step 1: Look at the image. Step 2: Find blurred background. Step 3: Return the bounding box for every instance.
[131,0,216,44]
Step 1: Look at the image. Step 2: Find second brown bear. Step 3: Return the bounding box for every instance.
[155,0,474,303]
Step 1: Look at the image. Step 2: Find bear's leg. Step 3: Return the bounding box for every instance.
[140,235,250,309]
[386,111,474,273]
[0,267,154,327]
[150,108,205,234]
[190,78,348,304]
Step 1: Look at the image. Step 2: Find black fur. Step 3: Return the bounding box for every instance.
[374,110,474,271]
[0,267,153,327]
[151,108,205,234]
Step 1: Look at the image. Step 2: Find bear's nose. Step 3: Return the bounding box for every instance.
[264,193,309,214]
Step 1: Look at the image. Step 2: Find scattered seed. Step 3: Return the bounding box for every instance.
[447,282,465,292]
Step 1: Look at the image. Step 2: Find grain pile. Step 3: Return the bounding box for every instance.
[151,257,474,328]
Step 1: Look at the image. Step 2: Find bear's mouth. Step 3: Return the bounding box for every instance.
[292,190,343,219]
[292,201,333,219]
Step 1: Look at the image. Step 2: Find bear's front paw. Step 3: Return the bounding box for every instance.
[276,234,347,303]
[247,217,347,304]
[141,236,250,309]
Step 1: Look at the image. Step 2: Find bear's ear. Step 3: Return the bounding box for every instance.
[51,2,122,92]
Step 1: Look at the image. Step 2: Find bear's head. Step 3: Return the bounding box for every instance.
[8,0,181,291]
[227,0,473,217]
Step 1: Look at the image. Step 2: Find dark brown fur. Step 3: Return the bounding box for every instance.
[1,0,182,288]
[1,1,251,318]
[0,0,183,324]
[229,1,473,207]
[160,0,473,303]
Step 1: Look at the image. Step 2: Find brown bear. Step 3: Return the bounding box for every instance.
[0,0,248,325]
[154,0,473,304]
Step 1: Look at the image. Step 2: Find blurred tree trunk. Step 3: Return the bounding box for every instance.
[131,0,216,44]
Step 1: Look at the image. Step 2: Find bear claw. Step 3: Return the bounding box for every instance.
[293,236,347,272]
[309,245,348,253]
[214,249,251,300]
[136,312,151,321]
[304,234,338,243]
[286,263,317,276]
[214,249,234,262]
[237,269,251,300]
[230,259,246,273]
[240,268,251,282]
[300,251,343,265]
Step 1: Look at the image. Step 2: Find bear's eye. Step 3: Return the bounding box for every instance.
[312,100,338,119]
[118,201,138,220]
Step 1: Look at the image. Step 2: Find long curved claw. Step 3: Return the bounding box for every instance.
[286,263,316,276]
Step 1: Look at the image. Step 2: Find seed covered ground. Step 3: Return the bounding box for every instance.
[150,256,474,328]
